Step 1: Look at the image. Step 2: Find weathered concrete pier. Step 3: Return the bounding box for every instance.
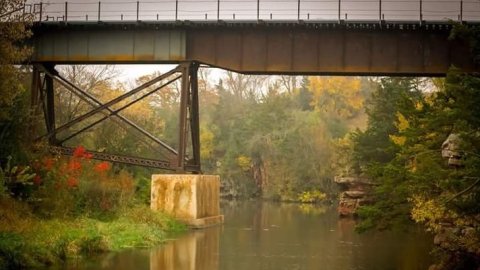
[151,175,224,228]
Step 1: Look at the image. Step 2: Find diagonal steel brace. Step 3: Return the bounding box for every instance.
[38,64,178,156]
[58,75,181,144]
[42,65,181,139]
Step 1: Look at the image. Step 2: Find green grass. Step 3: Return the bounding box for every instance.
[0,204,186,269]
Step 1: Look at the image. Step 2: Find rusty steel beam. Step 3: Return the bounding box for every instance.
[49,146,174,170]
[177,62,190,172]
[30,22,479,76]
[175,61,201,173]
[187,27,477,76]
[189,62,201,172]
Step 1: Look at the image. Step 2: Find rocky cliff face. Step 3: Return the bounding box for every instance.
[334,176,373,217]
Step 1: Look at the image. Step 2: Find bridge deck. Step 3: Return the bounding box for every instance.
[31,21,479,75]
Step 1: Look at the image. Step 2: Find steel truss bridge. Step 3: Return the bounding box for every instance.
[7,1,480,173]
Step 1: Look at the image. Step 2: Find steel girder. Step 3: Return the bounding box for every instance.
[32,62,201,173]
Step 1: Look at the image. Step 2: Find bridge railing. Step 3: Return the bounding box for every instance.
[19,0,480,23]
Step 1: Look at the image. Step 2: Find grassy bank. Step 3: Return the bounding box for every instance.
[0,149,188,268]
[0,200,186,269]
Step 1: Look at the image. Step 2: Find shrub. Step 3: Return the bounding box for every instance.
[297,190,327,203]
[0,156,36,199]
[31,146,136,218]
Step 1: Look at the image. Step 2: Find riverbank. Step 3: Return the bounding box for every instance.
[0,199,186,269]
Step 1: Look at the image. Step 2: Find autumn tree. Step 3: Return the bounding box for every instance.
[0,0,33,161]
[207,73,372,199]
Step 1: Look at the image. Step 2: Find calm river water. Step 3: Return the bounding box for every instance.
[72,201,433,270]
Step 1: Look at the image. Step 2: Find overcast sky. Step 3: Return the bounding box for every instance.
[28,0,480,22]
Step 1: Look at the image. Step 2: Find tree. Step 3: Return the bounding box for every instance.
[351,73,480,267]
[0,0,32,162]
[55,65,119,124]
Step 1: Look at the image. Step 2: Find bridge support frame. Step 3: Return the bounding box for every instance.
[32,61,201,173]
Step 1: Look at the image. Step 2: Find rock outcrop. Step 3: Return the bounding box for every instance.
[334,176,373,217]
[441,133,464,167]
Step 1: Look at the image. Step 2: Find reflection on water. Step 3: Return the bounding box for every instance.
[150,228,220,270]
[71,201,433,270]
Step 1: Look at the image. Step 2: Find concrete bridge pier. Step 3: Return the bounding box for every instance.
[151,174,224,228]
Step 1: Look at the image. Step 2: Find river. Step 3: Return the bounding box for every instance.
[72,200,433,270]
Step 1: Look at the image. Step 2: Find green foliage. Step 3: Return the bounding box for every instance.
[134,176,152,206]
[349,70,480,267]
[0,156,36,199]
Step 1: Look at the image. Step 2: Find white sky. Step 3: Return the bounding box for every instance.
[115,64,224,84]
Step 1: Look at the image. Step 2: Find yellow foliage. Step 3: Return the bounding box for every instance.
[298,190,327,203]
[200,127,214,160]
[395,112,410,131]
[308,76,363,117]
[410,196,449,231]
[236,155,251,171]
[389,134,406,146]
[415,102,424,111]
[389,112,409,146]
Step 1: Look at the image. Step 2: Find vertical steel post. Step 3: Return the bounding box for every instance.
[217,0,220,20]
[177,63,190,172]
[190,63,200,172]
[338,0,341,22]
[460,0,463,22]
[39,2,43,21]
[22,0,26,18]
[379,0,381,23]
[419,0,423,24]
[257,0,260,20]
[297,0,300,21]
[175,0,178,20]
[136,1,139,21]
[65,2,68,21]
[45,72,56,145]
[98,1,101,21]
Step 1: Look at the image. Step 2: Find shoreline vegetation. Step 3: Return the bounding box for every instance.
[0,201,186,269]
[0,147,186,269]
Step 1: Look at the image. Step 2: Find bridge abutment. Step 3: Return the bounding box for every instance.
[151,174,224,228]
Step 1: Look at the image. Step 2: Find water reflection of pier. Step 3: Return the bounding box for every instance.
[150,227,220,270]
